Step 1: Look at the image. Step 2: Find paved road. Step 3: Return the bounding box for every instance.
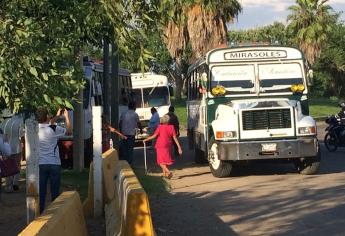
[133,122,345,236]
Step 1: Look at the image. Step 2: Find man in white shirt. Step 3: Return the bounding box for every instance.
[119,102,141,164]
[0,110,24,192]
[36,107,71,213]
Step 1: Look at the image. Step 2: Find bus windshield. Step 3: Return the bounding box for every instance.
[143,87,170,107]
[132,89,143,108]
[211,65,255,94]
[132,87,170,108]
[258,63,304,93]
[211,63,305,95]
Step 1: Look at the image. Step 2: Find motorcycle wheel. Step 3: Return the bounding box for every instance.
[324,132,338,152]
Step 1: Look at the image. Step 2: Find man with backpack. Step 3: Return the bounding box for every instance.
[36,107,71,213]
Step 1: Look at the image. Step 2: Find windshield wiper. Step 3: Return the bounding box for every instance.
[149,83,158,96]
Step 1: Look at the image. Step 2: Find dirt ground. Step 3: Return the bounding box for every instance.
[0,178,27,236]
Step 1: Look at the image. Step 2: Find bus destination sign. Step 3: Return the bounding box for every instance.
[224,50,287,60]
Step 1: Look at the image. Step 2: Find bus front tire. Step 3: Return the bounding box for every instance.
[208,138,232,178]
[293,150,321,175]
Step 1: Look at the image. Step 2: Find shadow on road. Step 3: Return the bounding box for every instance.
[150,177,345,235]
[134,136,345,177]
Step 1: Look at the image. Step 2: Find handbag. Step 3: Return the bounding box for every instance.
[0,155,20,178]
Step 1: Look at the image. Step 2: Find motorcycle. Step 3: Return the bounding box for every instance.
[324,115,345,152]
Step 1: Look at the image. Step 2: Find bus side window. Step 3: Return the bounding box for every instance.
[83,80,91,109]
[193,72,198,99]
[121,88,128,105]
[169,86,174,97]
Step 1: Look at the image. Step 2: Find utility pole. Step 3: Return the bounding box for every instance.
[92,106,102,217]
[73,53,84,172]
[25,118,39,223]
[103,39,110,117]
[110,42,119,149]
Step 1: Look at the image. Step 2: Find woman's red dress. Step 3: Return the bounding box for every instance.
[154,124,176,165]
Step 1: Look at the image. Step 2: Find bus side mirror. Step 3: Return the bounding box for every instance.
[307,69,314,86]
[169,86,174,97]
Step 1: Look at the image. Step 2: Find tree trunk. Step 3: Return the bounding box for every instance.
[175,75,183,101]
[168,57,184,101]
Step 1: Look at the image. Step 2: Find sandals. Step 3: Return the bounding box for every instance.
[166,172,173,179]
[162,172,173,179]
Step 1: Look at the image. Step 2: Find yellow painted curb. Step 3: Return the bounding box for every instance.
[105,161,155,236]
[19,191,87,236]
[102,148,119,203]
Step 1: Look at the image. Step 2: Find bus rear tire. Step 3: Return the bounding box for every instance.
[208,138,232,178]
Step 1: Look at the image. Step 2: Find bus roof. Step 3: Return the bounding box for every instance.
[188,46,305,75]
[93,63,130,76]
[131,72,168,88]
[207,46,304,64]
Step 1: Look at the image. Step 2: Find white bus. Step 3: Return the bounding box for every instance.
[187,45,320,177]
[130,72,171,139]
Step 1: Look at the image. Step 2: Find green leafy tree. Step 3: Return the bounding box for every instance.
[228,22,288,45]
[287,0,337,65]
[312,22,345,98]
[0,0,157,112]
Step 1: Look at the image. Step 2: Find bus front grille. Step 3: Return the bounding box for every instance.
[242,109,291,130]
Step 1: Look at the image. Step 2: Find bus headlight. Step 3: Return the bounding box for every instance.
[216,131,237,139]
[298,126,316,135]
[291,84,305,93]
[211,85,226,96]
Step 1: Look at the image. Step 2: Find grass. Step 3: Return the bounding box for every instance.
[171,97,187,129]
[133,168,170,196]
[60,169,89,201]
[20,168,89,201]
[309,97,339,118]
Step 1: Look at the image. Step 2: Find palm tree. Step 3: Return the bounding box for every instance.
[162,0,242,100]
[287,0,337,65]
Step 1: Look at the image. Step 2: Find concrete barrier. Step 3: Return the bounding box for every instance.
[102,148,119,203]
[19,191,87,236]
[83,162,94,218]
[83,149,119,217]
[105,160,155,236]
[82,149,155,235]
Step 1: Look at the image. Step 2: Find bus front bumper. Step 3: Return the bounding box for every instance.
[217,137,318,161]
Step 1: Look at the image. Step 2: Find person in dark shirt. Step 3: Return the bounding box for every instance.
[166,106,180,157]
[167,106,180,137]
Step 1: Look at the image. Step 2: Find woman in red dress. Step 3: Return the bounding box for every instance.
[143,115,182,178]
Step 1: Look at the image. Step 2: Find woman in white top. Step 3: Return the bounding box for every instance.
[36,107,71,213]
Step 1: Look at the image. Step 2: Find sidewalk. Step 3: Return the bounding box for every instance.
[0,177,26,236]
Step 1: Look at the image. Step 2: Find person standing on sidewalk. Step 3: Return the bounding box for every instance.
[0,109,24,192]
[167,106,180,137]
[102,115,127,152]
[148,107,160,135]
[166,105,180,157]
[119,101,142,165]
[0,128,11,202]
[36,107,71,213]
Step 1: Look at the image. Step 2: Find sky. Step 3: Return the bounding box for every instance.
[230,0,345,30]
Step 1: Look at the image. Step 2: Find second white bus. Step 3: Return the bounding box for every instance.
[130,72,172,139]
